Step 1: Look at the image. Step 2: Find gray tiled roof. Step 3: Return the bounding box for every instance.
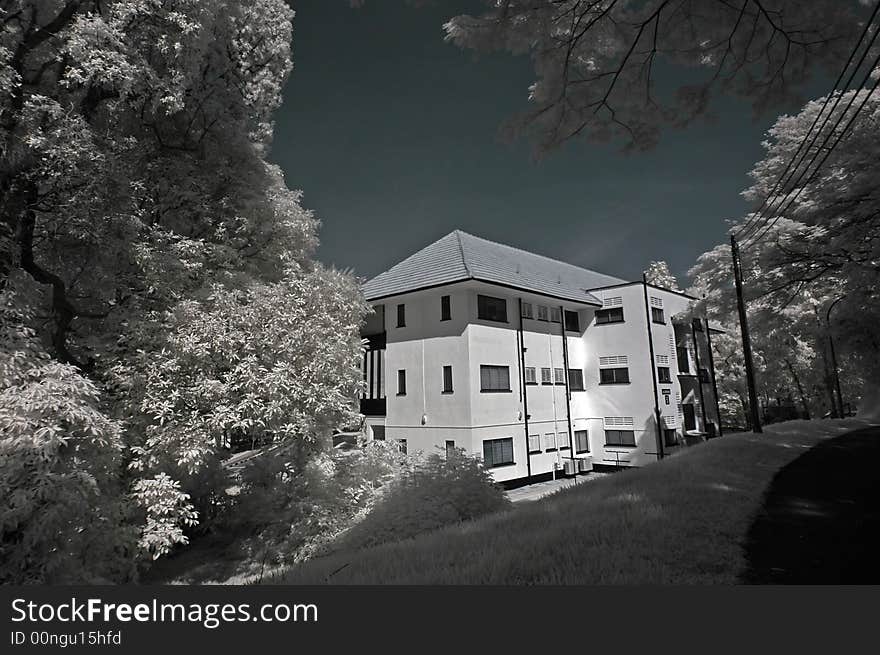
[363,230,628,305]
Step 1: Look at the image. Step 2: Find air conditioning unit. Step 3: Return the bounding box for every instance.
[563,459,577,476]
[577,458,593,473]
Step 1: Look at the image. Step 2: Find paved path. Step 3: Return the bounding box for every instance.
[741,426,880,584]
[506,472,610,503]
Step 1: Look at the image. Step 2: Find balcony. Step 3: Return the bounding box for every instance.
[360,398,387,416]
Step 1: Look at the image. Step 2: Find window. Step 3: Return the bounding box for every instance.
[550,307,562,323]
[663,429,678,447]
[553,367,565,385]
[663,391,671,405]
[397,369,407,395]
[605,430,636,447]
[528,434,541,454]
[521,302,534,319]
[651,307,665,324]
[442,365,453,393]
[699,368,711,383]
[480,365,511,392]
[445,440,456,458]
[543,433,557,451]
[564,310,580,332]
[441,295,451,321]
[483,438,514,468]
[558,432,570,449]
[575,430,589,454]
[372,426,385,441]
[541,367,552,385]
[537,305,549,321]
[524,367,537,385]
[595,307,624,324]
[568,369,585,391]
[396,303,406,328]
[599,367,630,384]
[477,294,507,323]
[657,366,672,384]
[677,347,690,373]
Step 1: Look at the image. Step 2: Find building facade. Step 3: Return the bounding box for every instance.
[359,231,721,485]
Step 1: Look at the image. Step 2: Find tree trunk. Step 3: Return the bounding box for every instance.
[784,359,811,420]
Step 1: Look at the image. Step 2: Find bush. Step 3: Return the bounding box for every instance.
[334,448,510,552]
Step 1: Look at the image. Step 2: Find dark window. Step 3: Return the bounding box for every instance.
[564,310,580,332]
[605,430,636,447]
[398,439,407,454]
[693,320,704,332]
[372,426,385,441]
[477,294,507,323]
[521,302,534,319]
[575,430,590,454]
[537,305,549,321]
[528,434,541,454]
[595,307,625,324]
[599,367,630,384]
[442,365,453,393]
[550,307,562,323]
[483,438,514,468]
[651,307,665,324]
[568,369,585,391]
[699,368,711,383]
[541,367,552,385]
[553,367,565,385]
[677,347,690,373]
[524,367,537,384]
[663,392,671,405]
[445,440,455,458]
[441,295,451,321]
[396,303,406,328]
[657,366,672,384]
[480,365,511,392]
[397,369,407,395]
[663,429,678,447]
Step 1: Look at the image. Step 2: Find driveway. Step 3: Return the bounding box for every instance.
[741,425,880,583]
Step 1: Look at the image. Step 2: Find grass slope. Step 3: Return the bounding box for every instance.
[272,419,873,585]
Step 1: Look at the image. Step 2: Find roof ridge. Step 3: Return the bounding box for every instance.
[454,229,472,278]
[455,230,624,282]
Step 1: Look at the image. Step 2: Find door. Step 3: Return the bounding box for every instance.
[683,404,696,431]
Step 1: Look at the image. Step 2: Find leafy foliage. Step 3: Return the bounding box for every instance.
[334,448,511,553]
[442,1,863,152]
[644,260,680,291]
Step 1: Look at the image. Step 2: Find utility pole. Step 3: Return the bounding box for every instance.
[730,236,762,433]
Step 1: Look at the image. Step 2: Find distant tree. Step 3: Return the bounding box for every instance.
[442,1,865,152]
[644,260,680,291]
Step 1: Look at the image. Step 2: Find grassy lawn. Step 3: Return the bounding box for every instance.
[271,418,874,585]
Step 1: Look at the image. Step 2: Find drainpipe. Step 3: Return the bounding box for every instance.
[518,298,532,481]
[641,276,665,461]
[704,318,723,436]
[559,305,575,455]
[691,319,709,434]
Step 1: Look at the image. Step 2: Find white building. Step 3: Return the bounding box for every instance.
[359,230,721,485]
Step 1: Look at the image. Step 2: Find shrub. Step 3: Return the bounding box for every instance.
[334,448,510,552]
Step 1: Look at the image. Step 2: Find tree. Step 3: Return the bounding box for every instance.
[442,1,864,152]
[644,260,680,291]
[1,1,369,579]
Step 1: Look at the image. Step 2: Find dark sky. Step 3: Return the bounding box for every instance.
[272,1,829,284]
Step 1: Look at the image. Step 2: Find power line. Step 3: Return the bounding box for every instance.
[742,60,880,248]
[735,1,880,243]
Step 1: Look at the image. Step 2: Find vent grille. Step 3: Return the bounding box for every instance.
[603,296,623,307]
[599,355,628,367]
[650,296,663,308]
[664,415,677,428]
[656,354,669,365]
[605,416,634,427]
